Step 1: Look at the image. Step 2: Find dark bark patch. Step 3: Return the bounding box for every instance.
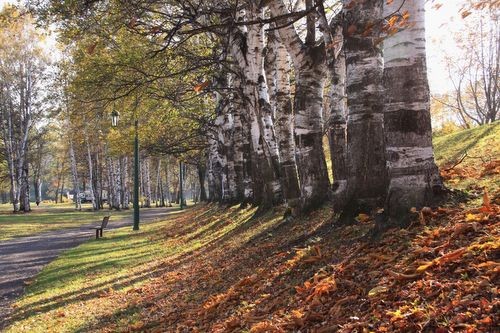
[385,109,431,135]
[295,132,315,148]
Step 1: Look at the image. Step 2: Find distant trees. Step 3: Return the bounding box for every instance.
[437,0,499,126]
[0,7,49,212]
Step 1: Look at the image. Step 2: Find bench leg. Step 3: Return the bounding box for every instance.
[96,229,99,239]
[100,229,103,238]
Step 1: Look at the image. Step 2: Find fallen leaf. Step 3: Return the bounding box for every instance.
[368,285,388,297]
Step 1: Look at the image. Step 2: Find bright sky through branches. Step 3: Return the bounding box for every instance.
[0,0,474,94]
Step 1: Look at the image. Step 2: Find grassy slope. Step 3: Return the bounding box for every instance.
[0,203,131,241]
[434,122,500,194]
[4,125,499,332]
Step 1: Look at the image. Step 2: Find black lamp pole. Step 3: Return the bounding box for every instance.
[133,119,140,230]
[111,110,140,230]
[179,160,185,210]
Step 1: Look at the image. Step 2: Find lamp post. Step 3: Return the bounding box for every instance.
[179,160,185,210]
[111,110,140,230]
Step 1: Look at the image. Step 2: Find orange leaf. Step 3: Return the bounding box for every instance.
[416,261,434,273]
[479,316,492,325]
[437,248,466,265]
[194,81,209,93]
[461,10,472,18]
[480,189,491,212]
[419,211,426,225]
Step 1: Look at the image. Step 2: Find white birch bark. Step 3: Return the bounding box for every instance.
[267,29,301,204]
[214,91,231,202]
[269,0,330,212]
[143,157,152,207]
[119,156,130,209]
[229,73,250,202]
[84,126,97,210]
[230,6,282,206]
[69,138,81,210]
[164,158,172,205]
[318,13,348,209]
[342,0,387,209]
[383,0,444,223]
[155,158,162,206]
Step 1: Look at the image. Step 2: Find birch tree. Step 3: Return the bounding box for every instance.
[342,0,387,214]
[382,0,444,225]
[269,0,330,213]
[229,5,282,208]
[69,137,82,210]
[265,29,301,206]
[0,7,48,212]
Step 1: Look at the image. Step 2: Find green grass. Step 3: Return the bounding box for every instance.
[4,221,169,333]
[0,203,132,241]
[433,122,499,166]
[433,121,500,191]
[4,204,267,333]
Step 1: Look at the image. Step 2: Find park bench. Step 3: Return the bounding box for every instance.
[92,216,110,239]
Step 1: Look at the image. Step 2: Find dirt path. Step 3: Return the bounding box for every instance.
[0,207,179,330]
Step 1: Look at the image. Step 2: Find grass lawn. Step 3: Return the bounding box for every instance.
[4,204,263,332]
[0,202,131,241]
[433,121,500,193]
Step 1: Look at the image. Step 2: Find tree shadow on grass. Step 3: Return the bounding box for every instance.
[436,124,496,163]
[8,205,337,332]
[67,206,341,332]
[3,227,164,324]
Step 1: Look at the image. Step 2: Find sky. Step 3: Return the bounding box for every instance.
[0,0,472,95]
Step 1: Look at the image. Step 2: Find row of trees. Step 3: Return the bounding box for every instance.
[0,8,49,212]
[28,0,496,226]
[0,6,207,212]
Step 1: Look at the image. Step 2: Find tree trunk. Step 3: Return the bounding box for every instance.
[164,158,172,206]
[69,138,81,210]
[382,0,445,226]
[214,87,232,202]
[20,160,30,212]
[59,174,65,204]
[84,127,97,210]
[207,129,222,201]
[231,72,254,203]
[230,6,282,208]
[320,17,348,210]
[142,157,152,207]
[342,0,387,213]
[34,176,42,206]
[266,28,301,207]
[198,163,208,202]
[270,0,330,213]
[120,156,130,209]
[54,160,64,204]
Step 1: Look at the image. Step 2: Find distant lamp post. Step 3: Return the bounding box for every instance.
[111,110,140,231]
[179,160,185,210]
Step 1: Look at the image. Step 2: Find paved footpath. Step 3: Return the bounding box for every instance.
[0,207,179,330]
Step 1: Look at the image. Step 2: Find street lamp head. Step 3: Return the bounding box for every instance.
[111,110,120,127]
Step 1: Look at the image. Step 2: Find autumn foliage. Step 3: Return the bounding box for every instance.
[70,187,499,332]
